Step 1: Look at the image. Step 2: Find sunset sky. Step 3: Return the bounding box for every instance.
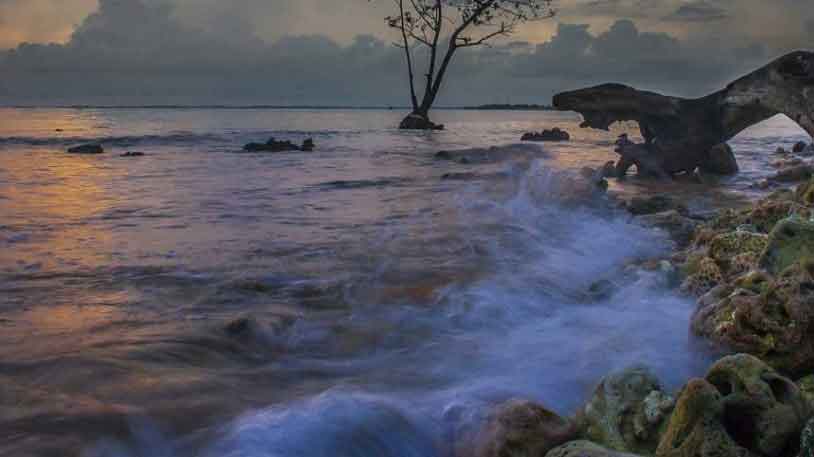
[0,0,812,105]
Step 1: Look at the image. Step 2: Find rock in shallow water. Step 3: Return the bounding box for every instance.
[474,399,577,457]
[67,143,104,154]
[521,128,571,142]
[701,143,739,175]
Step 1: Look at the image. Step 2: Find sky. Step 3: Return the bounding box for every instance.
[0,0,812,106]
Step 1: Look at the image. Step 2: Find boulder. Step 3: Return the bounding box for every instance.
[67,143,104,154]
[546,441,644,457]
[627,195,688,216]
[521,128,571,142]
[772,165,814,183]
[793,141,808,154]
[474,399,578,457]
[655,378,754,457]
[399,113,444,130]
[701,143,739,175]
[581,366,675,454]
[707,230,769,272]
[693,263,814,376]
[759,217,814,274]
[704,354,810,457]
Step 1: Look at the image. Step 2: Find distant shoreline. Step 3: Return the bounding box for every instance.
[0,104,557,111]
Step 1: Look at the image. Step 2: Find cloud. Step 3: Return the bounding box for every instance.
[0,0,803,106]
[662,1,730,22]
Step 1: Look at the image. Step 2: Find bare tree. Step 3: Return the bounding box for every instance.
[381,0,555,130]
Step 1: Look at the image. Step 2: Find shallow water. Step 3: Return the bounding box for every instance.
[0,108,809,456]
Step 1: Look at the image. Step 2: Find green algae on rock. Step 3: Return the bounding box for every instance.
[655,378,754,457]
[705,354,810,457]
[580,366,674,455]
[759,216,814,275]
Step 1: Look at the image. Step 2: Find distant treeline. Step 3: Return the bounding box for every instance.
[462,104,556,111]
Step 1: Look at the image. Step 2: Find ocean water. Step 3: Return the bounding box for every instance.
[0,108,809,456]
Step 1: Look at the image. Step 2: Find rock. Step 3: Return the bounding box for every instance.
[772,158,804,169]
[798,375,814,409]
[637,210,699,247]
[707,230,769,269]
[242,137,314,152]
[759,216,814,274]
[680,256,724,296]
[802,418,814,457]
[627,195,688,216]
[120,151,145,157]
[701,143,739,175]
[752,179,772,190]
[704,354,810,457]
[613,134,669,179]
[794,141,808,153]
[553,52,814,177]
[521,128,570,142]
[796,178,814,206]
[600,161,617,179]
[710,199,805,234]
[67,143,104,154]
[473,399,578,457]
[442,172,478,181]
[655,378,754,457]
[693,262,814,375]
[399,113,444,130]
[772,164,814,182]
[546,441,644,457]
[776,147,790,155]
[581,366,675,454]
[301,138,315,152]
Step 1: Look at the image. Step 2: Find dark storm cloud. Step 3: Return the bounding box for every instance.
[662,1,729,22]
[0,0,802,105]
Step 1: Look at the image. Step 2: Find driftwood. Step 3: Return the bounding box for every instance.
[553,51,814,177]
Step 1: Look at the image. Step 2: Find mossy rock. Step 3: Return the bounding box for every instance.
[680,257,724,296]
[796,179,814,206]
[732,270,772,295]
[581,366,674,455]
[708,231,768,274]
[798,375,814,409]
[759,216,814,274]
[546,441,645,457]
[655,379,753,457]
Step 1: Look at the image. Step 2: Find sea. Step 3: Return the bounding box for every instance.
[0,107,809,456]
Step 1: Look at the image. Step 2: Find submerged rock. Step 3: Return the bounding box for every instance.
[547,440,643,457]
[581,366,675,454]
[521,128,570,142]
[121,151,145,157]
[626,195,688,216]
[242,137,315,152]
[67,143,104,154]
[638,210,698,247]
[474,399,577,457]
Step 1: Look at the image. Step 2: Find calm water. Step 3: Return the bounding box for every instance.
[0,108,809,456]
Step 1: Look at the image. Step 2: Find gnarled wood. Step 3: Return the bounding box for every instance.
[553,51,814,177]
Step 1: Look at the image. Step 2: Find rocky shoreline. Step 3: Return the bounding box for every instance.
[467,147,814,457]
